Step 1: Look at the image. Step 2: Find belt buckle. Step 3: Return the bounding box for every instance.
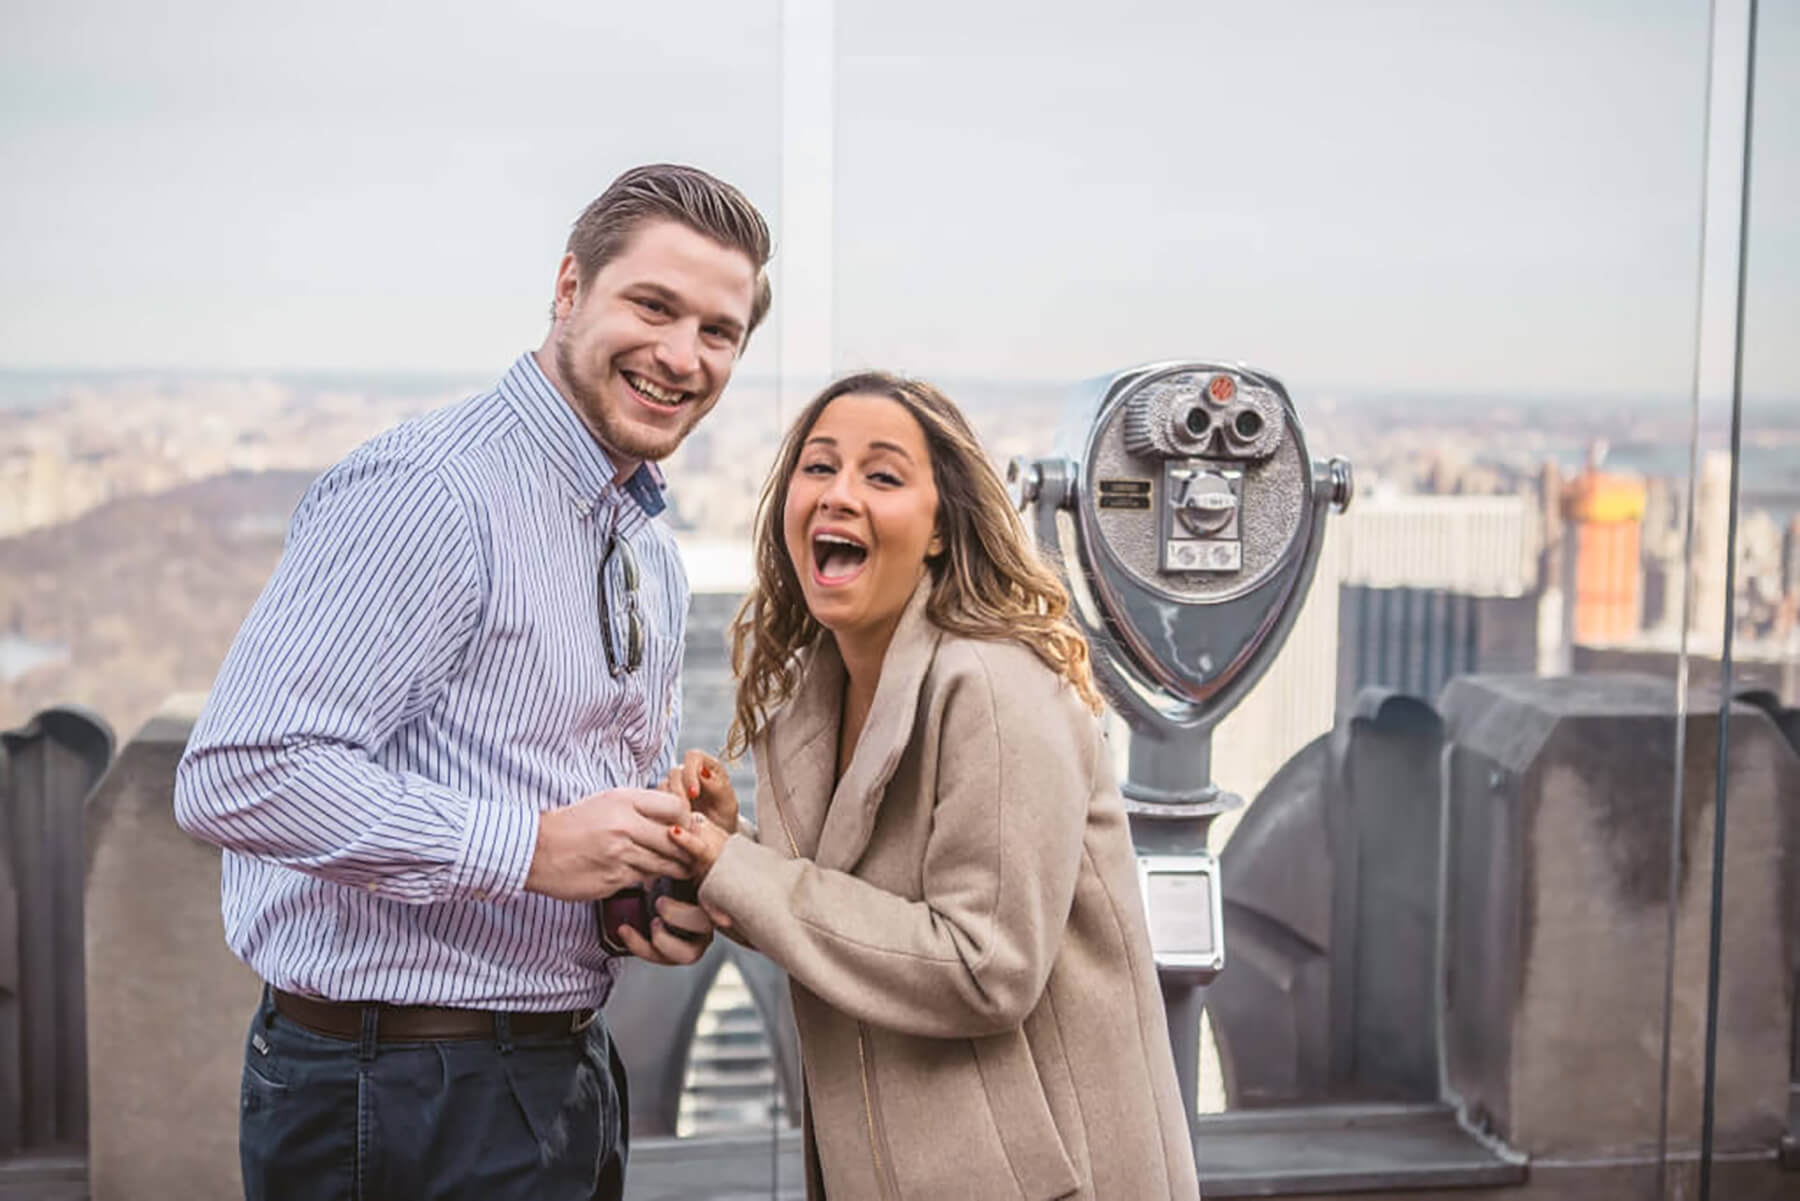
[571,1008,598,1034]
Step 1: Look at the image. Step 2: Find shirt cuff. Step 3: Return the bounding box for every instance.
[449,793,540,903]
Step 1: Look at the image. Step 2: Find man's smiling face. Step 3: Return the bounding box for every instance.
[544,217,757,470]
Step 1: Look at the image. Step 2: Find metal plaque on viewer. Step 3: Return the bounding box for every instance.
[1136,854,1225,978]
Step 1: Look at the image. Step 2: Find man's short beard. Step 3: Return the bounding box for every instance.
[555,338,691,464]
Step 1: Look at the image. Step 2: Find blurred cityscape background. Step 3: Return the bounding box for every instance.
[1,0,1795,1196]
[3,366,1797,809]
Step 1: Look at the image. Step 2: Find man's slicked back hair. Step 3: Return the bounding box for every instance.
[566,163,773,341]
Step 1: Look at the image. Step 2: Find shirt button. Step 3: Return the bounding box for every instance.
[365,882,379,893]
[472,889,489,902]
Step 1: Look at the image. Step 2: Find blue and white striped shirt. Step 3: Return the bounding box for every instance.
[174,353,689,1009]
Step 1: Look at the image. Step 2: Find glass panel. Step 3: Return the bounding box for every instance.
[1705,0,1799,1194]
[0,0,796,1174]
[832,0,1713,1192]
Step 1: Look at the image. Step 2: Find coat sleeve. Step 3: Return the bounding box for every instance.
[699,644,1097,1039]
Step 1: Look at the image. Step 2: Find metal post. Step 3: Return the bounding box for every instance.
[1127,726,1231,1132]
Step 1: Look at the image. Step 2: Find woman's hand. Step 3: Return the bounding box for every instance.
[669,813,735,928]
[662,749,739,834]
[669,812,730,876]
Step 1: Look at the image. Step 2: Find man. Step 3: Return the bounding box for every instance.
[173,163,772,1200]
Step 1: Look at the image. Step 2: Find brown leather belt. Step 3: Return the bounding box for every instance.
[272,987,598,1043]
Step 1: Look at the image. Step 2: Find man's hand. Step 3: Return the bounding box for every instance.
[663,750,739,834]
[612,891,716,965]
[523,787,694,902]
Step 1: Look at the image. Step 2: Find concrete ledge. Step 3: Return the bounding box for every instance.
[626,1133,806,1200]
[0,1152,87,1200]
[84,700,256,1201]
[1194,1104,1524,1196]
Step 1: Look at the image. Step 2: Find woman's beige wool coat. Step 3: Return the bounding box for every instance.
[699,585,1201,1200]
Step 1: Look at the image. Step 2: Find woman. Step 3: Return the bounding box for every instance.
[660,371,1200,1199]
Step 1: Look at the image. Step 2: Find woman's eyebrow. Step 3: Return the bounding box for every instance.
[867,440,915,464]
[801,435,914,464]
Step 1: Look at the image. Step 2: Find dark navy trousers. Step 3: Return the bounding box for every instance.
[239,989,627,1201]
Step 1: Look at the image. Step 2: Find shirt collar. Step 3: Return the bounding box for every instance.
[497,352,669,519]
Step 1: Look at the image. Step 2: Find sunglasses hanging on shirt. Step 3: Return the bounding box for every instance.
[597,530,644,677]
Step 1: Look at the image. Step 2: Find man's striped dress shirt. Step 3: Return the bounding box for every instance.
[174,353,689,1009]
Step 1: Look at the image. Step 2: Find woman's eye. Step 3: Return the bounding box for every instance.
[801,462,834,476]
[870,471,902,487]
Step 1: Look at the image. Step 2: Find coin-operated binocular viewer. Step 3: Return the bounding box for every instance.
[1010,361,1351,1125]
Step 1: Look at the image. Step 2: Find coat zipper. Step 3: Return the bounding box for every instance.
[765,734,901,1196]
[857,1023,898,1200]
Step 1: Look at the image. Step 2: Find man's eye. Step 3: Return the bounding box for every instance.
[635,298,669,315]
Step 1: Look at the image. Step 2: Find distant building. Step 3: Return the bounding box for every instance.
[1538,460,1565,591]
[1336,586,1539,715]
[1785,516,1800,600]
[1782,516,1800,639]
[1690,449,1734,639]
[1560,464,1646,644]
[680,589,758,803]
[1337,493,1537,596]
[673,538,759,804]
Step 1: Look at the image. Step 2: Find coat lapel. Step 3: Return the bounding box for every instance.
[755,645,842,860]
[813,580,941,872]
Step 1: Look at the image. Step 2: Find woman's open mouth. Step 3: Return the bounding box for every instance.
[622,370,693,412]
[811,530,868,585]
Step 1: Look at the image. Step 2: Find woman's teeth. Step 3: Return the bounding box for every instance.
[814,534,867,580]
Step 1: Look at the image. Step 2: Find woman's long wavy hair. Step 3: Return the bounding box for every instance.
[723,371,1101,759]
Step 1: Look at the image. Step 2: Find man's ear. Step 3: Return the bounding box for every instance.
[551,252,581,319]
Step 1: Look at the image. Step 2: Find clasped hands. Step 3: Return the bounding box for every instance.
[523,750,738,965]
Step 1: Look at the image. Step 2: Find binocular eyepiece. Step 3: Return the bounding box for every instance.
[1120,371,1285,463]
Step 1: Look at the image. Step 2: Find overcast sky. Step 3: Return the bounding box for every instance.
[2,0,1793,399]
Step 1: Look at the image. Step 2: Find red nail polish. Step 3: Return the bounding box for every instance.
[700,766,712,780]
[669,825,684,838]
[688,786,699,799]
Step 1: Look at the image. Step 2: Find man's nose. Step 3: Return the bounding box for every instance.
[653,323,701,379]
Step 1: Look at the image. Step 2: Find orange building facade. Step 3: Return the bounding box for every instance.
[1562,470,1648,644]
